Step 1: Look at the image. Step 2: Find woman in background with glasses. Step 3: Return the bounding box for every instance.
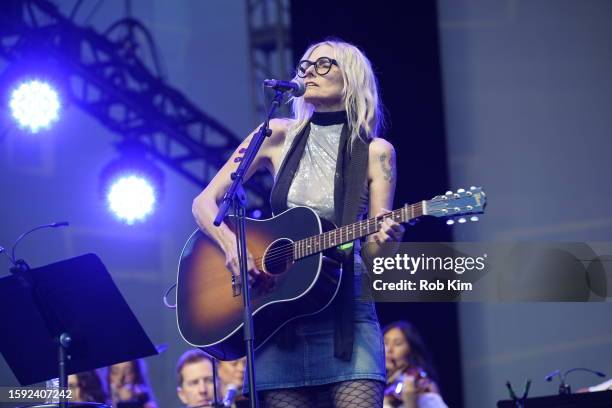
[193,38,405,407]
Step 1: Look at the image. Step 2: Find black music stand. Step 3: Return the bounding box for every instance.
[0,253,158,406]
[497,390,612,408]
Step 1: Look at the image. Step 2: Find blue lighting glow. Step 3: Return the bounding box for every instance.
[9,80,60,133]
[107,175,157,224]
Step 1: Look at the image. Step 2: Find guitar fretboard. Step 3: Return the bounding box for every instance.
[293,202,424,260]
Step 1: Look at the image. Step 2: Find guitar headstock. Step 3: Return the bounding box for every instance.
[425,186,486,224]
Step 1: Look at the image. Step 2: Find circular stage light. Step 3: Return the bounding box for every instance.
[100,143,164,225]
[9,80,60,133]
[107,175,157,225]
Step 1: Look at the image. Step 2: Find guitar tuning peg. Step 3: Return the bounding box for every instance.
[446,219,455,225]
[239,148,247,153]
[457,188,465,193]
[470,186,477,190]
[470,216,479,222]
[458,217,467,224]
[445,191,453,195]
[234,156,243,163]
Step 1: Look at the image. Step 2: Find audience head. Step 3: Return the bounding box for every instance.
[176,349,216,407]
[68,370,108,403]
[107,359,156,406]
[218,357,245,395]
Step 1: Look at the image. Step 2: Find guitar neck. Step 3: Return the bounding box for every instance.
[294,202,424,260]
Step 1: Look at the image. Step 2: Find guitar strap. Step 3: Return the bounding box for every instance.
[270,118,370,362]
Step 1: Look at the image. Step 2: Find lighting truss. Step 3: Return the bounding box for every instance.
[0,0,271,207]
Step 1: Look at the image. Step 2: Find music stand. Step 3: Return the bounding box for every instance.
[0,253,158,406]
[497,390,612,407]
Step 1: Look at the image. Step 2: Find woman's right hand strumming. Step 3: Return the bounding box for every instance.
[223,240,261,286]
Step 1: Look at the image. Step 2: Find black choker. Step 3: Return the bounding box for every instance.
[310,111,347,126]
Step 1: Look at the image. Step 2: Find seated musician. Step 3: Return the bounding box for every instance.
[176,349,217,407]
[383,321,448,408]
[67,370,110,404]
[107,359,158,408]
[218,357,248,407]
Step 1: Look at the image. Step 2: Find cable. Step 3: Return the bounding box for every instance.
[163,282,177,308]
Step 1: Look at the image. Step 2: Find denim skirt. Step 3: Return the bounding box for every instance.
[243,271,386,393]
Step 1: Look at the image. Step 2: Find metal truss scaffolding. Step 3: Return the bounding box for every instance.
[0,0,271,207]
[246,0,293,123]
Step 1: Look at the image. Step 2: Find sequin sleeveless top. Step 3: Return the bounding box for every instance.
[278,113,368,224]
[276,112,373,300]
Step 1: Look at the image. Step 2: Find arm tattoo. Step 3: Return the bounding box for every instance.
[379,153,394,183]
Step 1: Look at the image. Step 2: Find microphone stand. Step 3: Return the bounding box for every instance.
[214,89,285,408]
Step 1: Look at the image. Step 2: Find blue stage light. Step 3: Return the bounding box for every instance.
[106,174,157,225]
[100,144,164,225]
[9,80,60,133]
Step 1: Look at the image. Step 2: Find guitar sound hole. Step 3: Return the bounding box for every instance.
[263,238,294,275]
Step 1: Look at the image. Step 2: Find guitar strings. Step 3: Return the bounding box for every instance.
[253,206,419,266]
[253,209,403,264]
[251,205,422,268]
[254,219,402,269]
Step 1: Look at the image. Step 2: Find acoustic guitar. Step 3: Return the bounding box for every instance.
[176,187,486,360]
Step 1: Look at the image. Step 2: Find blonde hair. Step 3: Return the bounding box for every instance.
[290,39,384,142]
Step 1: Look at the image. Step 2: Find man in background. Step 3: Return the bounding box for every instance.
[176,349,216,407]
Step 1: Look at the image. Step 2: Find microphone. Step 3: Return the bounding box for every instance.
[544,369,560,382]
[0,246,9,265]
[545,367,607,395]
[222,384,238,407]
[263,78,305,97]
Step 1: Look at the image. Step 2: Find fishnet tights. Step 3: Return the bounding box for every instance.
[261,379,384,408]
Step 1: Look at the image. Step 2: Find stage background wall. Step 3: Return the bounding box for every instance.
[437,1,612,406]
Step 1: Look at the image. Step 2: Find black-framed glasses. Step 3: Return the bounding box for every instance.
[296,57,338,78]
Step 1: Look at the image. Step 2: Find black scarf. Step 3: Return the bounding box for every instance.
[270,110,370,361]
